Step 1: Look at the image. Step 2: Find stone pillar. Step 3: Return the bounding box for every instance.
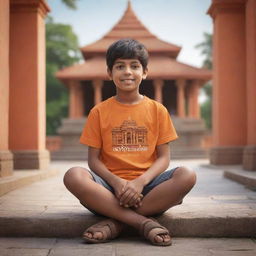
[69,80,84,119]
[9,0,50,169]
[153,79,164,103]
[93,80,103,105]
[188,80,200,119]
[208,0,247,165]
[243,0,256,170]
[0,0,13,177]
[176,79,186,118]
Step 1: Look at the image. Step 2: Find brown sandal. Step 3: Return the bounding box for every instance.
[83,219,123,243]
[140,218,172,246]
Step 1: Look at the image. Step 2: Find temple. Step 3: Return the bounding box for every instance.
[54,1,212,160]
[57,1,211,118]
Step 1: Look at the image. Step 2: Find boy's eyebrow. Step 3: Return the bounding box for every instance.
[114,60,140,65]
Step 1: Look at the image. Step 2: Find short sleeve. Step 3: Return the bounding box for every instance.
[79,108,102,148]
[157,105,178,145]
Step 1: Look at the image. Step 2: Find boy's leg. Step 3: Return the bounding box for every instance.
[63,167,152,240]
[134,166,196,216]
[63,166,195,243]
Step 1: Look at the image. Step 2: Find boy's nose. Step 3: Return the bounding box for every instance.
[124,67,132,74]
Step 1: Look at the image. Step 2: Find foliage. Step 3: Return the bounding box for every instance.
[60,0,78,9]
[195,32,212,70]
[46,16,81,135]
[196,32,213,130]
[200,83,212,130]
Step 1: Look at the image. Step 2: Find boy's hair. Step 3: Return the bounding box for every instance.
[106,38,149,71]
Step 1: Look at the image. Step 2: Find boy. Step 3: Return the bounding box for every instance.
[64,39,196,246]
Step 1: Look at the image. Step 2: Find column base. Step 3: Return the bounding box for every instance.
[0,150,14,177]
[13,150,50,170]
[243,145,256,171]
[210,146,244,165]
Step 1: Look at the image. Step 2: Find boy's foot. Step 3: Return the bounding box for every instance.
[83,219,123,243]
[140,218,172,246]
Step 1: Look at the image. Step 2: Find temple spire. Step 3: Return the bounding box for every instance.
[127,0,132,9]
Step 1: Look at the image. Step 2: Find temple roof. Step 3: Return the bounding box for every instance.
[80,1,181,59]
[56,56,211,81]
[56,1,211,82]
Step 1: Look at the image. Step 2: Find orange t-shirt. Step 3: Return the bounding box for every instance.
[80,96,178,180]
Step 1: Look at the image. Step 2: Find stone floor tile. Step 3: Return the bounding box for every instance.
[0,237,57,249]
[49,246,114,256]
[114,238,211,256]
[209,250,256,256]
[0,248,49,256]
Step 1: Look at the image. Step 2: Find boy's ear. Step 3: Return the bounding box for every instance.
[142,67,148,80]
[107,68,112,80]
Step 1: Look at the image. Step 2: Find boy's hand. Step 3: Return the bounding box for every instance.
[119,179,144,208]
[111,177,128,200]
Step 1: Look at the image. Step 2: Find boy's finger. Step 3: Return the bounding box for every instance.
[127,193,139,207]
[119,190,133,205]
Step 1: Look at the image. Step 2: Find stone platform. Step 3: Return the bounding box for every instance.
[0,159,255,238]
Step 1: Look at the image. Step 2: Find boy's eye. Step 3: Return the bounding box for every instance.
[116,65,124,70]
[131,65,140,69]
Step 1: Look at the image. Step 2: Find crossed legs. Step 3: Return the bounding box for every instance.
[63,166,196,243]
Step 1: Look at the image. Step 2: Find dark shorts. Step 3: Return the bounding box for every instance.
[82,167,179,216]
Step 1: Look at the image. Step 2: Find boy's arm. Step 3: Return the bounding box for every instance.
[88,146,127,199]
[137,142,170,186]
[119,143,170,206]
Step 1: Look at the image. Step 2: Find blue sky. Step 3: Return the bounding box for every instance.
[48,0,212,68]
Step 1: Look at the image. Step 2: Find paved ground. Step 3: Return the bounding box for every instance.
[0,159,256,255]
[0,237,256,256]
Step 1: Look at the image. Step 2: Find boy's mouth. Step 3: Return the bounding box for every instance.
[121,79,135,82]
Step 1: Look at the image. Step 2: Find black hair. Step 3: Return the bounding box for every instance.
[106,38,149,71]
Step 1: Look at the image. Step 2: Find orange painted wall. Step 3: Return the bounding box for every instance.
[9,9,46,150]
[212,7,247,146]
[246,0,256,145]
[0,0,9,150]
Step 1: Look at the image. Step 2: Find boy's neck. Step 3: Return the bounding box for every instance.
[115,91,144,105]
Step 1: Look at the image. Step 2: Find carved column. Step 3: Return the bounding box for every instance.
[208,0,246,165]
[0,0,13,176]
[69,80,84,119]
[9,0,50,169]
[153,79,164,103]
[176,79,186,118]
[188,80,200,119]
[243,0,256,170]
[93,80,103,105]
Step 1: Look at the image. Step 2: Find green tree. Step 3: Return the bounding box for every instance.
[61,0,78,9]
[195,32,212,70]
[46,16,81,134]
[196,32,213,130]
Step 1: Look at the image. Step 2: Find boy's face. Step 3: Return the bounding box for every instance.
[107,59,148,93]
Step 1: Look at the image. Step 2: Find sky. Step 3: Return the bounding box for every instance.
[47,0,213,68]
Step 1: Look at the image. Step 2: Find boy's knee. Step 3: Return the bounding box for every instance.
[63,166,90,189]
[174,166,197,188]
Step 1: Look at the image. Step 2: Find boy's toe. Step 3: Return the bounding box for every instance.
[84,232,93,239]
[154,234,171,244]
[93,231,103,240]
[154,235,164,243]
[163,234,171,242]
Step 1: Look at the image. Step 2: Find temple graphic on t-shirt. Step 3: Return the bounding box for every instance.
[112,119,148,152]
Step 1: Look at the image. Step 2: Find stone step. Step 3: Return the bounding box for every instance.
[0,209,255,238]
[0,169,58,196]
[224,169,256,190]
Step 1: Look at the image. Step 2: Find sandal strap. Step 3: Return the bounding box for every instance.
[140,219,170,241]
[84,219,121,240]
